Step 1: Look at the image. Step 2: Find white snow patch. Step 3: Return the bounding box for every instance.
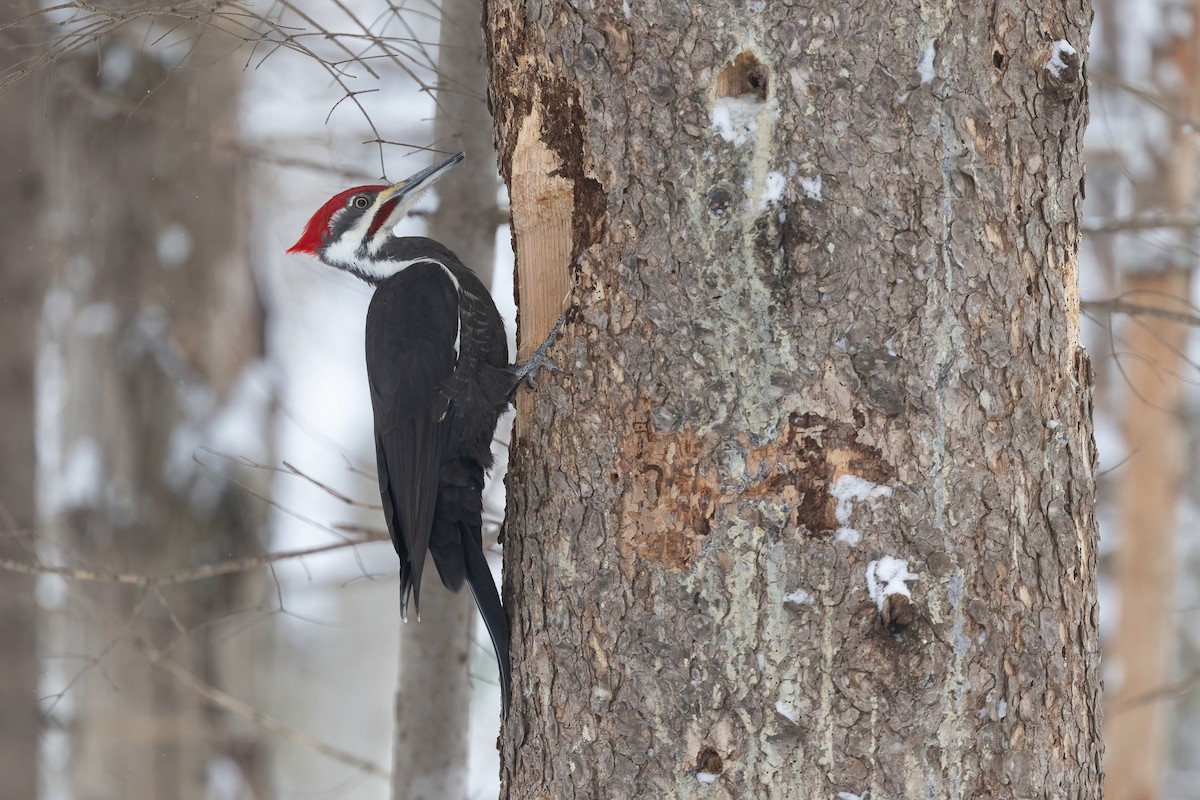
[775,700,798,723]
[696,772,720,784]
[998,698,1007,719]
[800,174,823,200]
[711,95,763,146]
[866,556,918,611]
[57,438,103,511]
[832,475,891,523]
[756,652,765,670]
[837,793,864,800]
[621,0,630,18]
[1047,39,1076,79]
[783,587,815,605]
[829,474,891,545]
[918,38,937,84]
[835,527,861,546]
[760,171,787,209]
[1047,419,1061,430]
[157,223,194,269]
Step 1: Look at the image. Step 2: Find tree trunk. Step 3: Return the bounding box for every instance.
[0,4,46,797]
[392,2,502,797]
[38,24,272,799]
[1103,1,1200,796]
[486,1,1102,797]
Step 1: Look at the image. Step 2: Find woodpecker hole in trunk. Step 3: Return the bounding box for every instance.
[716,51,769,101]
[695,747,724,775]
[881,593,915,635]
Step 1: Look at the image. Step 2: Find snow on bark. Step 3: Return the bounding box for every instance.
[1047,40,1077,80]
[865,556,918,611]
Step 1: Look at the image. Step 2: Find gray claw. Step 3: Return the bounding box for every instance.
[513,312,570,391]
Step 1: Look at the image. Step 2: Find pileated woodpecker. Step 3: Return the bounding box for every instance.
[288,152,558,711]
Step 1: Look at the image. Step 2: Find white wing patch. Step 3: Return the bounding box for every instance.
[437,263,462,359]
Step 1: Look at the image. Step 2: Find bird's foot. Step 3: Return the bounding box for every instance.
[513,312,570,390]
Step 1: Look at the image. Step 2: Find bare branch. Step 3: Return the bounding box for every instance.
[135,635,390,780]
[1091,68,1200,133]
[1082,298,1200,328]
[0,0,443,172]
[1083,213,1200,234]
[1110,669,1200,714]
[0,533,388,587]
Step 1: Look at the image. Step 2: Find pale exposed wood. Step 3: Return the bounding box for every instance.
[509,103,573,361]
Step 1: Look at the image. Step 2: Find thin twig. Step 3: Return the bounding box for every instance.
[0,533,387,587]
[1083,213,1200,234]
[135,635,391,780]
[1081,298,1200,328]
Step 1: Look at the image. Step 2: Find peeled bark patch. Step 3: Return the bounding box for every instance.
[617,421,719,576]
[616,408,896,575]
[510,101,573,359]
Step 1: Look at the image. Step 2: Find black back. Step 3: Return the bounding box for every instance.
[365,238,513,710]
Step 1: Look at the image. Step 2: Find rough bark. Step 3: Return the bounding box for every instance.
[38,24,272,800]
[0,3,46,796]
[392,2,502,797]
[1103,1,1200,796]
[486,1,1102,797]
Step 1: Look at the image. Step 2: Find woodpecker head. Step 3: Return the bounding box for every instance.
[288,151,464,282]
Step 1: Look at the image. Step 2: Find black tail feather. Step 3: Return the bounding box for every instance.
[399,561,415,622]
[463,531,511,714]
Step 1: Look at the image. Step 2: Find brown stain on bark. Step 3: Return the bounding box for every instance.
[535,77,606,265]
[616,409,895,576]
[617,417,720,578]
[743,413,894,535]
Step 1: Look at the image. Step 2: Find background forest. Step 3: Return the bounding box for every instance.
[0,0,1197,798]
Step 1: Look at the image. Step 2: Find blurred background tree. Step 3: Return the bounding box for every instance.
[0,3,46,798]
[1084,0,1200,797]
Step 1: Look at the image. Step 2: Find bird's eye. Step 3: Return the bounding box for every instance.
[353,196,370,209]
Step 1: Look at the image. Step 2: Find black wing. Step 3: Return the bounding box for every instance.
[366,262,459,619]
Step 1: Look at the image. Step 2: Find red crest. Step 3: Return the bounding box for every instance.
[288,185,387,254]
